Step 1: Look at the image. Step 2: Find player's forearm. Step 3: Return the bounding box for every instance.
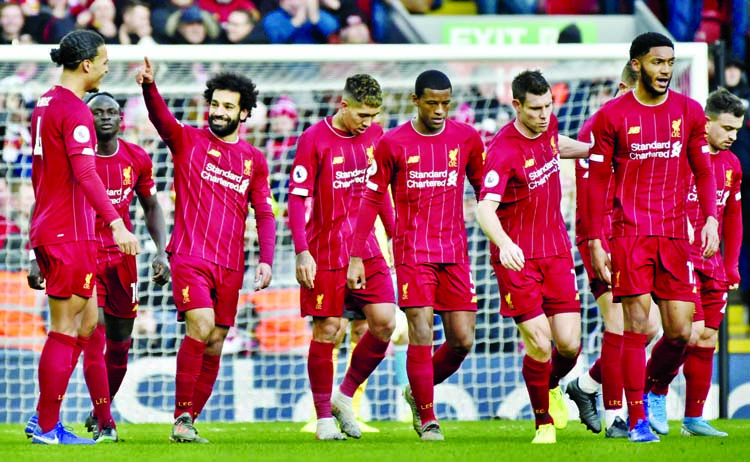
[476,200,511,248]
[252,199,276,266]
[70,154,121,225]
[559,135,589,159]
[140,195,167,253]
[687,149,718,219]
[142,82,179,140]
[377,192,395,239]
[722,199,743,278]
[351,189,383,258]
[288,193,309,254]
[586,161,610,238]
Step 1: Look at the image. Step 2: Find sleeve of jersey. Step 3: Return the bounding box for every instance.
[352,139,393,257]
[377,190,395,239]
[288,193,308,254]
[587,110,615,239]
[62,110,97,158]
[289,131,317,198]
[723,167,743,283]
[142,82,182,143]
[134,149,156,198]
[69,154,121,225]
[249,153,276,266]
[466,129,487,200]
[479,141,511,203]
[686,104,718,219]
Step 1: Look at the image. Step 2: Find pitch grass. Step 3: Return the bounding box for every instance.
[1,420,747,462]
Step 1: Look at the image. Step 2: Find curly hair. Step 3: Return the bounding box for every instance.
[511,70,550,103]
[50,30,105,71]
[629,32,673,60]
[414,70,451,98]
[203,72,259,115]
[343,74,382,108]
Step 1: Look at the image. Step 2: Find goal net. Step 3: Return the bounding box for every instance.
[0,43,709,425]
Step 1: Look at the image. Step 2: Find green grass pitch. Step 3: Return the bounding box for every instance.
[2,420,747,462]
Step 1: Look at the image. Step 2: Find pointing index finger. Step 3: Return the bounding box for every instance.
[144,56,151,69]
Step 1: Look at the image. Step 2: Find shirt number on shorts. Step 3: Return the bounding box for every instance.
[130,282,138,304]
[687,261,695,285]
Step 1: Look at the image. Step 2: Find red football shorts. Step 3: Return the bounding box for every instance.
[34,241,97,299]
[395,262,477,312]
[170,253,244,327]
[300,256,395,318]
[493,251,580,323]
[576,239,611,301]
[694,270,728,330]
[610,236,695,302]
[96,254,138,319]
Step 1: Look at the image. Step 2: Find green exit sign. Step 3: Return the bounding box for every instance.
[443,21,598,45]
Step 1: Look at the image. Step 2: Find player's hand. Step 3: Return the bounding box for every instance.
[687,219,695,245]
[111,220,141,255]
[498,238,525,271]
[727,266,740,290]
[151,252,170,286]
[295,250,316,289]
[589,239,612,285]
[701,216,720,258]
[27,259,45,290]
[135,56,154,85]
[255,262,272,290]
[347,256,366,289]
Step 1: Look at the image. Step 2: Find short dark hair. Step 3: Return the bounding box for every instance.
[511,70,550,103]
[621,61,639,87]
[50,30,105,71]
[629,32,674,60]
[343,74,382,107]
[203,72,259,115]
[84,91,119,107]
[705,88,746,119]
[414,70,451,98]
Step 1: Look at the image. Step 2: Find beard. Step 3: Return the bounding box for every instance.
[209,114,241,138]
[641,71,671,96]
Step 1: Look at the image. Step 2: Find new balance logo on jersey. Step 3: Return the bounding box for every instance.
[628,126,641,135]
[407,155,420,164]
[448,149,458,167]
[208,149,221,158]
[315,294,324,310]
[182,286,190,304]
[122,166,132,186]
[671,119,682,138]
[332,156,344,165]
[83,273,93,290]
[524,158,535,168]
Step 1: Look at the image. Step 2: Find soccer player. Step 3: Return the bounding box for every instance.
[81,92,170,440]
[565,63,640,438]
[136,58,276,443]
[643,88,742,437]
[27,30,140,445]
[288,74,396,441]
[588,32,719,443]
[476,70,589,444]
[347,70,485,441]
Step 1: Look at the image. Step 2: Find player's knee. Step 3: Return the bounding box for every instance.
[369,318,395,342]
[555,340,580,358]
[313,317,342,343]
[663,326,691,344]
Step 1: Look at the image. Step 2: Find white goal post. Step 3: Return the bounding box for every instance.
[0,43,713,425]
